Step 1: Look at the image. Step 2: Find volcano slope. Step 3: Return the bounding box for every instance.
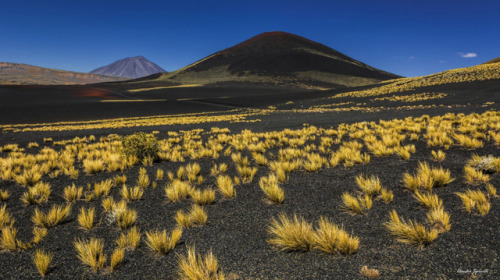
[0,63,499,279]
[121,31,400,89]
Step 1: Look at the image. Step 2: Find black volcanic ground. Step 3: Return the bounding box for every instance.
[0,76,498,128]
[0,64,499,279]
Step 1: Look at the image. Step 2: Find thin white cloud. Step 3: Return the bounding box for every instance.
[458,52,477,58]
[407,56,415,61]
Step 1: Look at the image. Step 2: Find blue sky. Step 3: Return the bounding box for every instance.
[1,0,498,77]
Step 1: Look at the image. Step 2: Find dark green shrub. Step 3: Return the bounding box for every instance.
[122,132,159,160]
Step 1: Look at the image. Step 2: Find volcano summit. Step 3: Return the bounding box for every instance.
[90,56,166,79]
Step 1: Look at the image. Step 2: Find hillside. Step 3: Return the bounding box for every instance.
[90,56,166,79]
[282,60,500,113]
[0,62,124,85]
[483,57,500,64]
[128,31,400,89]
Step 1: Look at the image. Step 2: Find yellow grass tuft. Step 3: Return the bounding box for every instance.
[267,213,315,251]
[313,216,359,255]
[426,206,451,233]
[0,189,9,202]
[402,173,430,192]
[1,226,18,251]
[136,168,150,188]
[210,163,228,176]
[476,200,492,215]
[367,141,394,157]
[361,194,373,210]
[485,183,497,197]
[142,156,154,166]
[14,165,43,186]
[236,165,258,183]
[32,249,52,277]
[115,208,137,230]
[101,197,115,212]
[395,146,411,160]
[66,166,79,179]
[216,175,235,198]
[32,204,71,228]
[145,228,182,255]
[175,210,191,229]
[28,142,39,148]
[233,176,240,186]
[175,204,208,228]
[189,204,208,226]
[32,227,48,244]
[185,163,201,183]
[156,168,164,180]
[21,182,51,205]
[259,175,285,204]
[77,207,95,230]
[303,153,326,172]
[110,248,125,271]
[413,192,443,209]
[116,226,141,250]
[455,189,491,215]
[177,246,226,280]
[113,174,127,186]
[431,150,446,162]
[456,192,474,213]
[453,134,483,149]
[464,166,490,185]
[93,179,113,198]
[0,204,15,229]
[275,168,288,183]
[74,238,106,272]
[177,166,186,180]
[253,153,268,166]
[430,166,455,187]
[355,174,382,196]
[120,185,144,201]
[63,183,83,202]
[83,159,106,174]
[380,188,394,203]
[196,175,204,185]
[384,210,438,247]
[403,162,453,192]
[165,180,192,202]
[190,188,216,205]
[341,192,364,215]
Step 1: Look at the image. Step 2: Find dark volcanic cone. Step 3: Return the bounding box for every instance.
[162,31,400,88]
[190,31,397,78]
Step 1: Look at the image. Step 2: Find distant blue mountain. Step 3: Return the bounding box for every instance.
[90,56,166,79]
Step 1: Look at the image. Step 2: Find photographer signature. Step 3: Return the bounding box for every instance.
[457,268,489,275]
